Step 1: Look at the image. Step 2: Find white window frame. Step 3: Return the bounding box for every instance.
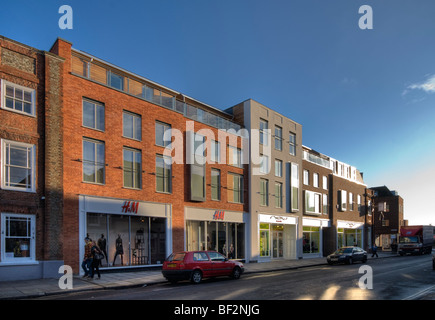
[260,154,269,174]
[275,159,283,177]
[339,190,347,211]
[1,213,36,263]
[323,176,328,190]
[303,169,309,185]
[1,139,36,192]
[1,80,36,117]
[313,173,319,188]
[210,140,220,163]
[305,190,321,215]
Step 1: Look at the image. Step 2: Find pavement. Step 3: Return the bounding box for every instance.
[0,251,397,300]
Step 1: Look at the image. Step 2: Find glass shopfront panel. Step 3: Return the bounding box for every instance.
[303,226,320,254]
[86,212,166,267]
[337,227,362,248]
[187,220,245,259]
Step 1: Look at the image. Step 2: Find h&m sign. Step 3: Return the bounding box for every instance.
[121,201,139,214]
[213,210,225,220]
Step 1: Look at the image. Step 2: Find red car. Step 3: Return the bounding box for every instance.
[162,251,244,284]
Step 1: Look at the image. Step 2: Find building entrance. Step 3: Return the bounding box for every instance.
[272,225,284,258]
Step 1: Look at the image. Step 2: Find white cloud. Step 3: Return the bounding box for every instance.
[403,74,435,96]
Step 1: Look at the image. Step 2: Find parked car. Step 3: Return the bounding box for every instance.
[327,246,367,265]
[162,251,244,284]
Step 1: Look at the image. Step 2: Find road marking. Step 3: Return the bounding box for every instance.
[402,284,435,300]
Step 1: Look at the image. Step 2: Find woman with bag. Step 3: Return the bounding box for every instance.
[90,241,103,280]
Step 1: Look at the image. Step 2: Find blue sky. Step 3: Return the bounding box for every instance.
[1,0,435,224]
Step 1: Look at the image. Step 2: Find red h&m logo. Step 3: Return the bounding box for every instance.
[122,201,139,214]
[213,210,225,220]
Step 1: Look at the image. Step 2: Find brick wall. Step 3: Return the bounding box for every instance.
[52,39,247,272]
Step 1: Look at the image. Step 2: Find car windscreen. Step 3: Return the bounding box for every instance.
[399,236,419,243]
[166,253,186,262]
[335,248,353,254]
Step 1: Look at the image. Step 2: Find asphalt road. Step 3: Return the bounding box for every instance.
[34,254,435,301]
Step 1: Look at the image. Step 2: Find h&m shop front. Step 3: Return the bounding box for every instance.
[79,195,172,273]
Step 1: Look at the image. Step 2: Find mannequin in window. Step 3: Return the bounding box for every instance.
[112,234,124,266]
[97,234,107,267]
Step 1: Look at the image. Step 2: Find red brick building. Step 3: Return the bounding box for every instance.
[50,38,248,274]
[0,36,64,280]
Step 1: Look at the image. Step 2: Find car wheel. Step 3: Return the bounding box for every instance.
[191,270,202,284]
[232,267,242,279]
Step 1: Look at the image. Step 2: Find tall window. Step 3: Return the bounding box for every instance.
[156,155,171,193]
[211,169,221,201]
[290,163,299,212]
[189,133,206,201]
[323,194,328,215]
[83,99,105,131]
[303,170,309,185]
[228,146,242,168]
[313,173,319,188]
[228,173,243,203]
[274,126,282,151]
[155,121,171,147]
[210,140,220,163]
[275,159,283,177]
[289,132,296,156]
[2,80,35,116]
[259,119,269,146]
[123,111,141,141]
[260,154,269,174]
[83,139,105,184]
[1,140,35,192]
[123,148,141,189]
[275,182,283,208]
[349,192,354,211]
[323,176,328,190]
[260,179,269,206]
[339,190,347,211]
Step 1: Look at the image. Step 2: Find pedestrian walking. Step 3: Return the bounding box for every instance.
[81,237,93,277]
[90,241,103,280]
[371,244,379,258]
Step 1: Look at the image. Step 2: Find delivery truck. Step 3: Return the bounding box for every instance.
[398,225,433,255]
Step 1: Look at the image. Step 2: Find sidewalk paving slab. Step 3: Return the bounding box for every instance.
[0,252,397,300]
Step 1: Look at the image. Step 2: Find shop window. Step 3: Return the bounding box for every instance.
[86,213,166,267]
[1,213,35,262]
[187,220,244,259]
[303,226,320,254]
[259,223,270,257]
[1,140,36,192]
